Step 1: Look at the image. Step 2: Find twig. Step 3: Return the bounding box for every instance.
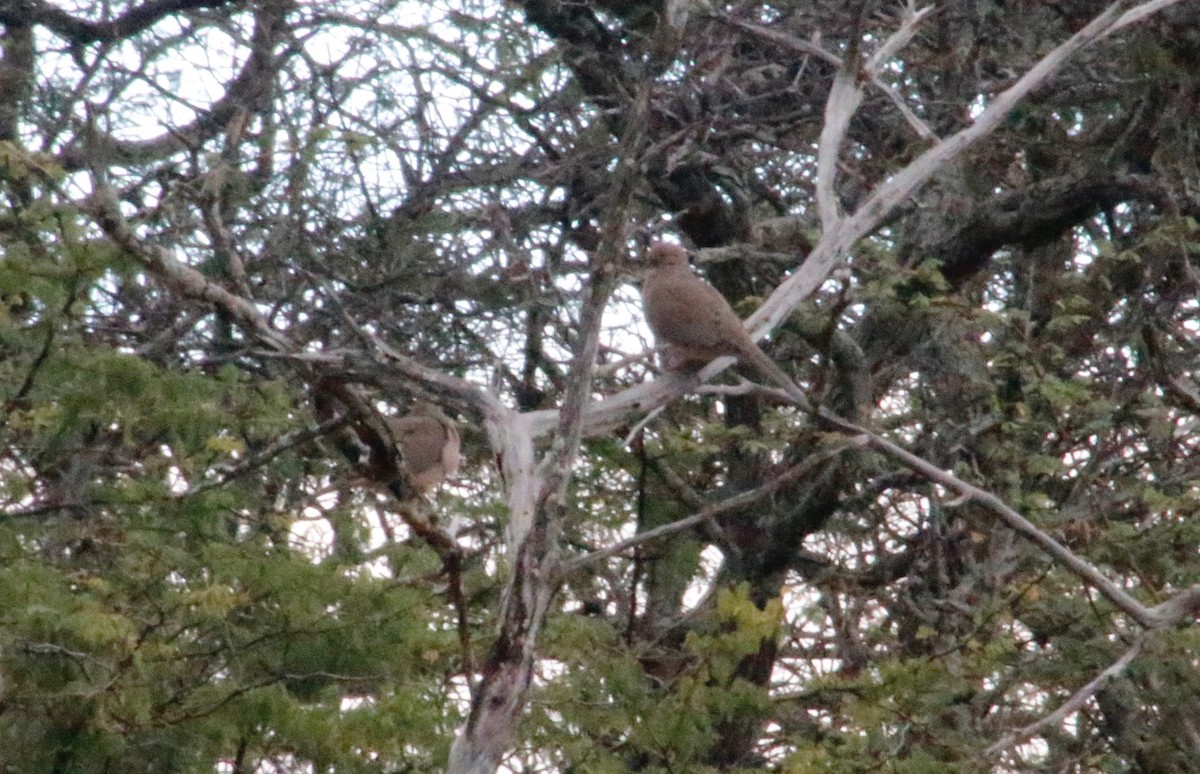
[863,5,937,141]
[864,6,935,74]
[744,0,1182,343]
[984,639,1143,758]
[559,443,855,577]
[83,183,292,353]
[185,415,351,495]
[723,11,937,145]
[815,406,1154,625]
[622,404,666,448]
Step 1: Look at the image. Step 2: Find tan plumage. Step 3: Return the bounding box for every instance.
[385,401,461,495]
[640,242,800,395]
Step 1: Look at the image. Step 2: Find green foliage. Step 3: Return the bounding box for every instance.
[0,225,458,770]
[530,585,782,770]
[2,0,1200,771]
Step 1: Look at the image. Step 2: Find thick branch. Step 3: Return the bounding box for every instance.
[816,5,935,230]
[446,153,637,773]
[519,0,629,102]
[58,0,285,170]
[932,172,1153,282]
[0,16,34,142]
[816,65,860,230]
[0,0,235,44]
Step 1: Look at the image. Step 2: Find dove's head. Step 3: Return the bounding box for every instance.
[644,242,690,269]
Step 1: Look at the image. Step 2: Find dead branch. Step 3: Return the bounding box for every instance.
[984,639,1143,758]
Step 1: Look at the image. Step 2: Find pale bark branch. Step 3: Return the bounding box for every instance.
[864,4,937,140]
[1144,585,1200,628]
[1111,0,1185,32]
[550,1,1185,449]
[872,77,938,142]
[865,5,934,73]
[822,407,1152,621]
[745,0,1173,342]
[816,65,859,230]
[984,640,1143,758]
[816,6,933,230]
[816,407,1200,631]
[447,240,619,774]
[83,183,292,353]
[723,11,937,149]
[446,102,645,773]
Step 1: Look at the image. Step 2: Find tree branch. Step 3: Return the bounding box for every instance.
[933,172,1155,282]
[446,102,644,774]
[559,445,853,577]
[745,0,1179,341]
[984,639,1143,758]
[0,0,236,44]
[533,1,1187,451]
[722,12,937,144]
[815,407,1200,631]
[83,182,292,353]
[58,0,286,170]
[817,5,934,230]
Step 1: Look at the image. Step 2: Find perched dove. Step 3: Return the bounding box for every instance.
[640,242,803,399]
[385,401,461,496]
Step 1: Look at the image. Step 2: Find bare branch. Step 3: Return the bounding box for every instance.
[556,1,1187,451]
[0,0,236,44]
[560,444,854,577]
[1144,585,1200,628]
[83,182,292,353]
[863,5,937,140]
[818,7,934,230]
[447,96,645,773]
[185,415,350,496]
[58,0,286,170]
[723,12,937,146]
[984,640,1143,758]
[1111,0,1186,32]
[746,0,1182,341]
[871,77,938,142]
[815,65,859,230]
[717,19,841,68]
[864,5,935,75]
[815,407,1160,628]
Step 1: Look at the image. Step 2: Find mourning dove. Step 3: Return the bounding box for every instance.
[384,401,461,496]
[640,242,804,400]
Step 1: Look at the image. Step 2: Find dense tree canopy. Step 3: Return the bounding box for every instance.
[2,0,1200,771]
